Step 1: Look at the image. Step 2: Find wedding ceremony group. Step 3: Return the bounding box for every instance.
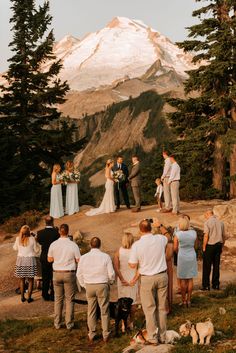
[50,151,181,219]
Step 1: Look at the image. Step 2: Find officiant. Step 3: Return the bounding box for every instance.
[112,156,130,210]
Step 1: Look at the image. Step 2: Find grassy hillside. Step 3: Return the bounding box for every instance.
[0,285,235,353]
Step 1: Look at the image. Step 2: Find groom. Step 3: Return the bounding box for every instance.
[113,156,130,210]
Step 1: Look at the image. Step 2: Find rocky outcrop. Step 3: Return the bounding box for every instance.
[213,199,236,238]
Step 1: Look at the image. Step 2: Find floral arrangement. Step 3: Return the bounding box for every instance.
[113,170,125,183]
[58,171,71,185]
[71,168,81,182]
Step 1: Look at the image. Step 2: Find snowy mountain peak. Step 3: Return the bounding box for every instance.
[106,16,148,30]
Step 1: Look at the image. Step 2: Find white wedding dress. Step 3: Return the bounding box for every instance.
[86,170,116,216]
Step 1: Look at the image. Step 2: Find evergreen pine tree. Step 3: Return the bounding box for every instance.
[168,0,236,198]
[0,0,83,219]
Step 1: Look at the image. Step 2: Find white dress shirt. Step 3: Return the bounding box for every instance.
[48,237,81,271]
[154,184,163,198]
[13,236,40,257]
[129,234,167,276]
[76,248,115,287]
[169,162,181,183]
[161,157,172,179]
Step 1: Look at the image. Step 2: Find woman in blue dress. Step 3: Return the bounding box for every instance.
[173,217,198,307]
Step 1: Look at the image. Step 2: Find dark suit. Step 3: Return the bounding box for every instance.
[37,227,59,300]
[112,162,130,209]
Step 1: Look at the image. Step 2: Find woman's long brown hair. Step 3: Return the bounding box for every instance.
[19,225,31,246]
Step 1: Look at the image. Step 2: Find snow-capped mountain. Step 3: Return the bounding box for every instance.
[55,17,195,91]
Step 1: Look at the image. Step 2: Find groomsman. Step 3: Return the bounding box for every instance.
[113,156,130,209]
[161,151,172,212]
[168,155,181,215]
[129,156,141,212]
[37,216,59,301]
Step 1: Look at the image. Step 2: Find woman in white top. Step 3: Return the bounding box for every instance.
[114,233,139,329]
[13,225,40,303]
[65,160,79,215]
[86,159,116,216]
[50,164,64,219]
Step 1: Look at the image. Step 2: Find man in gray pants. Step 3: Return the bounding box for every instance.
[129,156,141,212]
[76,237,115,343]
[48,224,81,330]
[129,220,173,345]
[168,155,181,215]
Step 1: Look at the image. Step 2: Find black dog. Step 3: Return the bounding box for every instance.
[73,297,133,335]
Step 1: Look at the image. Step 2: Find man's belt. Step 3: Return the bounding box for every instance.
[141,270,167,276]
[53,270,76,273]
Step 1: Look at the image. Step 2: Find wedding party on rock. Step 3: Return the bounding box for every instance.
[0,0,235,352]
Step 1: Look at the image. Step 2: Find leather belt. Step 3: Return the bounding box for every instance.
[141,270,167,276]
[171,180,180,182]
[53,270,76,273]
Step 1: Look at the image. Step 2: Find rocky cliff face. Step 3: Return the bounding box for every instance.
[70,91,171,174]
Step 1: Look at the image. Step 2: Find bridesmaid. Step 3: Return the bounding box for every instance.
[50,164,64,218]
[65,160,79,215]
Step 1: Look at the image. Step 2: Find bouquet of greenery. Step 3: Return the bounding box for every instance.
[113,170,125,183]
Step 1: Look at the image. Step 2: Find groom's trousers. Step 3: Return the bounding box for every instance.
[114,182,130,208]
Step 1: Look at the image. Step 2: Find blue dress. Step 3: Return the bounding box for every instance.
[176,230,197,279]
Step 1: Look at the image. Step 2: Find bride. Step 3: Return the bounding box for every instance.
[86,159,116,216]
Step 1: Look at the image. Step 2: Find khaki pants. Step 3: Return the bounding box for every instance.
[53,272,76,329]
[140,272,168,344]
[86,283,110,340]
[170,181,180,213]
[163,177,172,210]
[132,186,141,208]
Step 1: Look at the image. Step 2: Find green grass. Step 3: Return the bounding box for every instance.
[0,286,236,353]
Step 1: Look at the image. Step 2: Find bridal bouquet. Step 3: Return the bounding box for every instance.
[113,170,125,183]
[71,168,81,182]
[59,171,71,185]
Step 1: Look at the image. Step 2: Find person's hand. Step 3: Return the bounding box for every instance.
[121,279,129,286]
[152,217,161,228]
[130,278,137,286]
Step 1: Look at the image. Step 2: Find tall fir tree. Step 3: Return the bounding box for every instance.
[168,0,236,198]
[0,0,83,220]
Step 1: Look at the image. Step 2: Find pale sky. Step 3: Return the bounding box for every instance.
[0,0,200,72]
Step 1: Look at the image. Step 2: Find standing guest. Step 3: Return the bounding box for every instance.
[154,178,163,212]
[13,225,40,303]
[129,156,141,212]
[76,237,115,343]
[112,156,130,210]
[114,233,139,329]
[173,217,198,307]
[202,210,225,291]
[50,164,64,219]
[161,151,172,213]
[37,216,59,301]
[48,224,81,330]
[65,160,80,215]
[168,155,181,215]
[129,220,173,345]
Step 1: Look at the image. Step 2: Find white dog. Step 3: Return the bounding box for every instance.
[131,328,180,345]
[179,318,214,345]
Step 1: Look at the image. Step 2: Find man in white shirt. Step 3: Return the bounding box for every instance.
[48,224,81,330]
[129,156,141,212]
[161,151,172,212]
[168,155,181,214]
[76,237,115,343]
[129,220,173,345]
